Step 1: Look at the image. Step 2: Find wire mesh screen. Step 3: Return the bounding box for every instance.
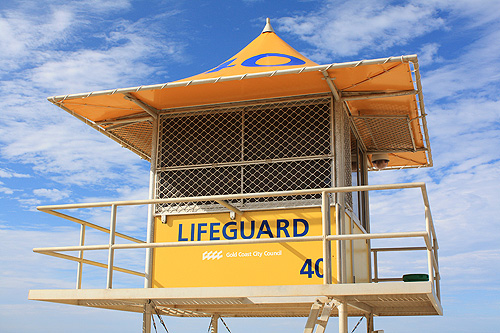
[352,115,415,152]
[155,97,333,214]
[158,110,242,167]
[244,102,331,160]
[108,121,153,158]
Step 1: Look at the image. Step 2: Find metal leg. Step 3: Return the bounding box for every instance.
[142,302,152,333]
[338,301,348,333]
[366,313,374,333]
[210,314,219,333]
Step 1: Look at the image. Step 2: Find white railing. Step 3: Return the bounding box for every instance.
[34,182,440,300]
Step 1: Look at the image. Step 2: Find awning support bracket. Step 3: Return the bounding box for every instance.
[124,93,159,119]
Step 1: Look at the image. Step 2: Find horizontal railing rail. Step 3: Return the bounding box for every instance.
[34,182,440,300]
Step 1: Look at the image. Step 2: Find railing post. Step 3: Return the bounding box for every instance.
[145,114,159,289]
[106,204,117,289]
[322,191,332,284]
[76,224,85,289]
[372,249,378,283]
[424,205,435,289]
[434,237,441,300]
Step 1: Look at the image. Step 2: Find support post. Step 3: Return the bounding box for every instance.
[143,115,159,333]
[322,192,332,284]
[142,301,152,333]
[145,115,159,288]
[338,300,348,333]
[424,206,435,288]
[106,204,117,289]
[334,98,347,284]
[366,313,374,333]
[76,224,85,289]
[210,314,219,333]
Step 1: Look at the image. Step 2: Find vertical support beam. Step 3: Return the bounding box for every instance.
[322,192,332,284]
[76,224,85,289]
[434,237,441,300]
[366,314,374,333]
[329,96,337,199]
[210,314,219,333]
[334,98,347,284]
[363,152,372,282]
[142,301,152,333]
[145,116,160,288]
[424,206,435,288]
[373,250,379,283]
[106,204,117,289]
[338,300,348,333]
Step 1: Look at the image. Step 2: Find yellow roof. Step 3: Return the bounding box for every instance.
[48,20,431,169]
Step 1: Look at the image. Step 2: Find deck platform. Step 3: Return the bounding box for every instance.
[29,282,442,318]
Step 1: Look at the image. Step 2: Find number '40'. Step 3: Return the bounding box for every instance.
[300,258,324,278]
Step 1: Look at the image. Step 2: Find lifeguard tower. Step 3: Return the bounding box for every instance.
[29,19,441,333]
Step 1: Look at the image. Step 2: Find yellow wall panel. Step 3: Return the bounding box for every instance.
[152,207,337,288]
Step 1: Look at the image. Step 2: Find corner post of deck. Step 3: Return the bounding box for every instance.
[334,97,347,284]
[145,113,160,289]
[210,314,219,333]
[338,299,348,333]
[142,300,152,333]
[106,204,117,289]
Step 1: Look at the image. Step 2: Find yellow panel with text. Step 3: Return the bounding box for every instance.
[152,207,337,288]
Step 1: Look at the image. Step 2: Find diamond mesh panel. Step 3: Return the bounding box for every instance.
[352,116,414,152]
[158,110,242,167]
[156,166,241,214]
[242,159,332,207]
[155,97,333,214]
[108,121,153,158]
[244,101,331,160]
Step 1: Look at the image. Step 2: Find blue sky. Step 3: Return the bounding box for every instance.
[1,0,499,332]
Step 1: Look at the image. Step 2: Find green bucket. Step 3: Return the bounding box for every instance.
[402,273,429,282]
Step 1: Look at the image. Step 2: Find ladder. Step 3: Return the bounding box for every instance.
[304,298,339,333]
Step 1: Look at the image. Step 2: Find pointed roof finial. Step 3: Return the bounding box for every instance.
[262,17,274,33]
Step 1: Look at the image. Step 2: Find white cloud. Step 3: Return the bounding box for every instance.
[0,117,148,186]
[33,188,71,201]
[0,3,186,188]
[0,168,31,178]
[418,43,442,66]
[0,181,14,195]
[440,249,500,290]
[276,0,445,60]
[423,27,500,101]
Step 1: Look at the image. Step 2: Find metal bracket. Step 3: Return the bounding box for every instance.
[215,200,243,217]
[124,93,159,119]
[321,71,342,101]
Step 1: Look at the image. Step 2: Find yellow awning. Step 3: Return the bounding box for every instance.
[48,20,431,169]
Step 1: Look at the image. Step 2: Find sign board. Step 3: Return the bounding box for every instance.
[152,207,337,288]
